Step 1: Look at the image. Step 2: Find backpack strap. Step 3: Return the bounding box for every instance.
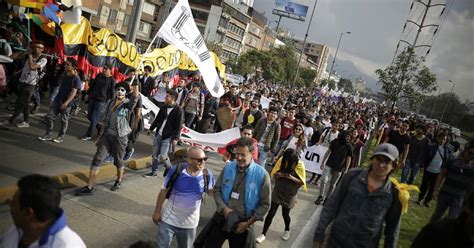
[203,168,209,193]
[165,163,186,199]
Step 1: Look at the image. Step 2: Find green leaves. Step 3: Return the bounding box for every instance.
[230,46,317,86]
[375,47,437,109]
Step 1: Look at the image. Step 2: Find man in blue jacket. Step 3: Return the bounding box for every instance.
[200,137,271,247]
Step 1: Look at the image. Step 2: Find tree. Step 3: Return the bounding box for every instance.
[206,41,223,57]
[299,68,317,86]
[375,47,437,110]
[338,78,354,93]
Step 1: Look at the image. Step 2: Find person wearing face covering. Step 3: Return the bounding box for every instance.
[75,80,139,195]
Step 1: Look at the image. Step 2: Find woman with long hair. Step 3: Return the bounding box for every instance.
[276,123,307,159]
[349,128,365,169]
[256,148,307,243]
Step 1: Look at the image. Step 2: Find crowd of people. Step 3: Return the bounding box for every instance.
[1,38,473,248]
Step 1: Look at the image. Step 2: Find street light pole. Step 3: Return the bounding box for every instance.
[291,0,319,88]
[439,80,455,124]
[327,31,351,80]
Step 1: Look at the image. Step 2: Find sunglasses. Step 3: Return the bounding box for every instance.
[191,157,208,162]
[295,128,303,131]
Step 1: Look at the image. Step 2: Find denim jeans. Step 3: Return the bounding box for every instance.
[430,191,464,222]
[184,111,196,128]
[151,133,172,173]
[49,85,60,104]
[85,99,106,137]
[45,101,71,136]
[400,159,420,184]
[156,221,195,248]
[9,83,35,123]
[257,145,268,166]
[319,166,342,199]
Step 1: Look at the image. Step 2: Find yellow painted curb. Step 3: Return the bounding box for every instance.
[0,163,119,203]
[0,185,18,204]
[127,156,152,170]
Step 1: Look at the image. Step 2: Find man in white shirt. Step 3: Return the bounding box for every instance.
[1,174,85,248]
[152,147,215,248]
[151,72,171,108]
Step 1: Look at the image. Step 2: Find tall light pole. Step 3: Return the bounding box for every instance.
[327,31,351,80]
[439,80,455,124]
[291,0,319,88]
[429,86,441,118]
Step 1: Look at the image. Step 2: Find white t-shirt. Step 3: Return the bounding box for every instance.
[161,167,215,228]
[158,106,174,136]
[153,81,169,102]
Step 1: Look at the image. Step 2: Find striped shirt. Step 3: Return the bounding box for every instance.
[441,158,474,197]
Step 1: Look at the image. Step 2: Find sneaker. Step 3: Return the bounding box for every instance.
[80,136,92,141]
[143,172,158,178]
[75,186,94,196]
[0,120,13,129]
[256,234,266,243]
[423,202,430,208]
[281,230,290,241]
[38,134,53,141]
[314,196,324,205]
[111,181,121,191]
[123,148,134,161]
[15,121,30,128]
[53,136,64,143]
[103,154,114,163]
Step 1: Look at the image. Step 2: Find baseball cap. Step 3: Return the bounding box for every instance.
[372,143,399,162]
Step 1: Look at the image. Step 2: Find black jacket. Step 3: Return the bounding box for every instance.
[140,75,155,97]
[149,104,183,140]
[89,73,115,101]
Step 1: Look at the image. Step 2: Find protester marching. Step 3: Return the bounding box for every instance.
[0,1,473,248]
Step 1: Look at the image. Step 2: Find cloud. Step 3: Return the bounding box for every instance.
[252,0,474,101]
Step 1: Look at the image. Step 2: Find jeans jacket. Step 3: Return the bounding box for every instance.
[314,169,402,248]
[423,142,454,169]
[104,95,138,137]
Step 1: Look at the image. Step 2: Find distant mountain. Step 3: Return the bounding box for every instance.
[328,55,381,93]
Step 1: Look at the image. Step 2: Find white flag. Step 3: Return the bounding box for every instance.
[158,0,224,97]
[301,145,329,174]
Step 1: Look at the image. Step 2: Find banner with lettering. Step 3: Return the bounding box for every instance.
[180,126,241,152]
[301,145,329,174]
[59,17,225,82]
[157,0,224,97]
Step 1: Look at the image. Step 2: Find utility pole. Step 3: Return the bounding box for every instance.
[291,0,318,88]
[429,86,442,118]
[156,0,172,48]
[390,0,446,112]
[125,0,145,43]
[439,80,455,124]
[327,31,351,80]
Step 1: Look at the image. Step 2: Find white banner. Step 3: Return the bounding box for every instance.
[180,126,241,152]
[302,145,329,174]
[158,0,224,98]
[226,73,245,84]
[140,93,160,130]
[260,96,271,109]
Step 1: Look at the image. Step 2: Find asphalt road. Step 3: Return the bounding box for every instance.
[0,99,320,247]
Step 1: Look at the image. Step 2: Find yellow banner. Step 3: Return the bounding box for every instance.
[61,18,225,78]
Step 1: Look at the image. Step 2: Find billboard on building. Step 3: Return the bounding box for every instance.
[272,0,308,21]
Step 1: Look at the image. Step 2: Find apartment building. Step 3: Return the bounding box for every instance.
[294,39,330,84]
[242,8,266,52]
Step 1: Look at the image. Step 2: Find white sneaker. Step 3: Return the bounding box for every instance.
[281,230,290,241]
[256,234,266,243]
[15,121,30,128]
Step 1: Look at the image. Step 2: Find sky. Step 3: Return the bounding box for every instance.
[252,0,474,102]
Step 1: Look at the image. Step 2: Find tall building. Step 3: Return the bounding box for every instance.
[293,39,330,84]
[242,8,266,52]
[205,0,251,62]
[83,0,163,50]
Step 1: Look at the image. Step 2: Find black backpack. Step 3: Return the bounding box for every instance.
[165,163,210,199]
